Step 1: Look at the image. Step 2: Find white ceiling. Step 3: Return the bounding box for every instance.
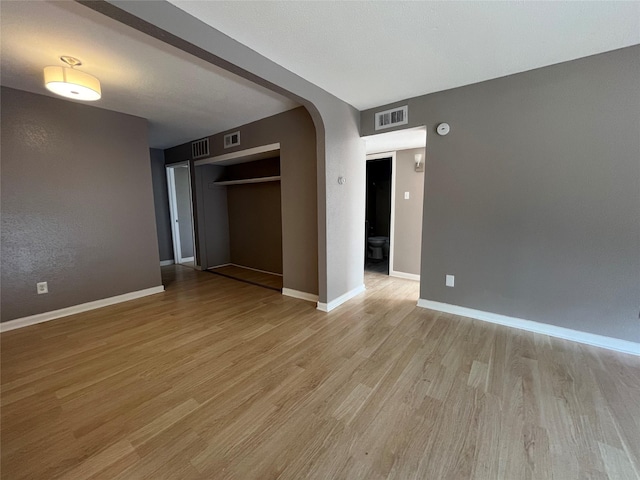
[0,1,298,149]
[3,2,638,151]
[169,1,640,110]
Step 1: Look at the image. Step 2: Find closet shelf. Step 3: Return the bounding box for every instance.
[213,175,281,186]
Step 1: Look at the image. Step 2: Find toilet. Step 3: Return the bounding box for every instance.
[367,236,389,260]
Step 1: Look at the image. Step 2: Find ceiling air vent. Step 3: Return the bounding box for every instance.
[191,138,210,159]
[224,131,241,149]
[375,105,408,131]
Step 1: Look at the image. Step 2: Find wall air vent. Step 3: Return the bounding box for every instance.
[375,105,408,131]
[191,138,210,159]
[224,131,241,149]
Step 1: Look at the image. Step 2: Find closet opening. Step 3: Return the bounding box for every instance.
[194,144,283,292]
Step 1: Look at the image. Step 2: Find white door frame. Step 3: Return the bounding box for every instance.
[365,152,396,275]
[166,161,196,266]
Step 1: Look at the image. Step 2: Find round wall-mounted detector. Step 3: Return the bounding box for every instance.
[437,123,450,136]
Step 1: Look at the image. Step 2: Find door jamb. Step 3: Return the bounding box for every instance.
[166,161,196,267]
[365,151,396,275]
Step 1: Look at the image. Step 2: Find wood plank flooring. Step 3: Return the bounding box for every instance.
[1,266,639,479]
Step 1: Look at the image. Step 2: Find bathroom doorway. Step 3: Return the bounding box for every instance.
[365,154,394,275]
[166,162,196,268]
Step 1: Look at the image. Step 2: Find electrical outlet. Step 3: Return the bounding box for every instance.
[445,275,455,287]
[37,282,48,294]
[404,192,410,200]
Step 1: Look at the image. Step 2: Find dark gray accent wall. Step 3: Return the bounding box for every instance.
[150,148,174,261]
[194,165,230,268]
[1,87,162,322]
[227,182,283,274]
[362,46,640,342]
[167,107,318,295]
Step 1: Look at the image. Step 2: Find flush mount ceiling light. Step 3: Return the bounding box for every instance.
[43,56,101,101]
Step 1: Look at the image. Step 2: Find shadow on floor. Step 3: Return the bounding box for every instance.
[365,258,389,275]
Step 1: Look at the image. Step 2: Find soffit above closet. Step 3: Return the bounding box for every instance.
[195,143,281,167]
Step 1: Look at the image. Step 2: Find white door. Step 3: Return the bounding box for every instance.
[166,163,196,267]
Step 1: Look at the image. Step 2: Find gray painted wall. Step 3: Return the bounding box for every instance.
[393,148,425,276]
[362,46,640,342]
[194,165,230,268]
[167,107,318,295]
[90,0,365,304]
[149,148,174,261]
[173,166,194,258]
[1,87,162,322]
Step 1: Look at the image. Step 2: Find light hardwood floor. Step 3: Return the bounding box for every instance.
[1,266,639,479]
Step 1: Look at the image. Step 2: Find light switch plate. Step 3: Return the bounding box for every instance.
[404,192,410,200]
[445,275,455,287]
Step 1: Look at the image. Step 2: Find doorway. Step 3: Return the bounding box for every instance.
[365,154,394,275]
[166,162,196,268]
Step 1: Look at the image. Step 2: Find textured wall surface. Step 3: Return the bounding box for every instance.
[362,46,640,342]
[1,87,162,322]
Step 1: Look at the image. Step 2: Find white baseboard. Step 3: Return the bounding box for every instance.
[317,284,366,312]
[160,259,174,266]
[180,256,195,263]
[282,288,319,304]
[0,286,165,333]
[390,270,420,281]
[417,299,640,356]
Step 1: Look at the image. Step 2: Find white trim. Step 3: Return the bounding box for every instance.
[160,259,174,266]
[416,299,640,356]
[366,152,396,274]
[166,160,190,168]
[389,270,420,281]
[0,286,165,333]
[390,153,396,275]
[166,163,197,268]
[317,284,366,312]
[282,288,319,303]
[166,166,182,264]
[194,143,281,166]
